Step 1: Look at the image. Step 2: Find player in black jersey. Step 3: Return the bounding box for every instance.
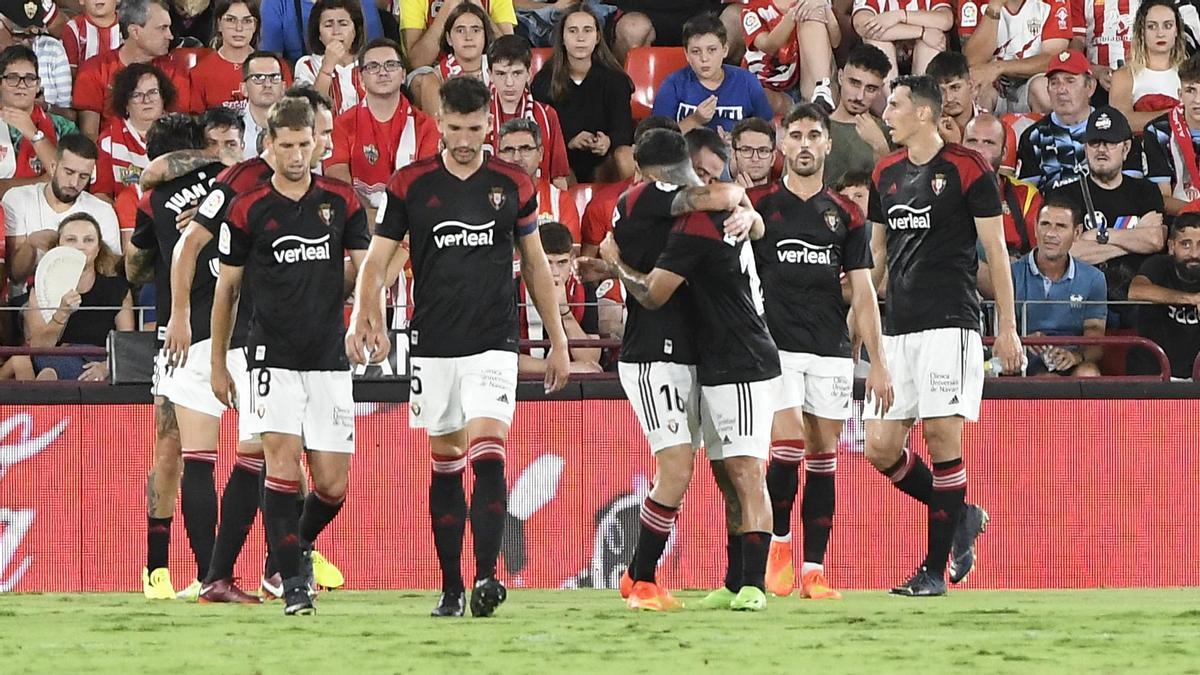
[158,87,345,600]
[575,129,754,611]
[126,110,263,603]
[599,129,780,612]
[213,97,370,616]
[346,77,568,619]
[867,76,1023,596]
[748,104,894,601]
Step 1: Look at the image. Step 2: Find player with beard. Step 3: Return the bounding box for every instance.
[212,97,369,616]
[750,103,894,600]
[867,75,1022,596]
[347,77,568,618]
[155,86,345,599]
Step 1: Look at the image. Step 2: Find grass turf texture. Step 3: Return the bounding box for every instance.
[1,589,1198,673]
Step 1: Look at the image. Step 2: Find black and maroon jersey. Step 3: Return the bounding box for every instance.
[657,210,780,386]
[750,182,870,358]
[220,175,370,371]
[376,155,538,358]
[613,181,698,365]
[131,161,250,346]
[868,144,1002,335]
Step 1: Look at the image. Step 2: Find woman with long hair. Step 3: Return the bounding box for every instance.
[294,0,367,114]
[94,64,178,200]
[189,0,269,111]
[23,213,134,381]
[414,2,496,113]
[1111,0,1190,130]
[531,3,634,182]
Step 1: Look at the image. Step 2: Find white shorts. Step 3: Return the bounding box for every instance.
[408,351,519,436]
[156,339,249,419]
[700,377,779,461]
[777,351,855,421]
[864,328,984,422]
[618,361,701,453]
[242,368,356,454]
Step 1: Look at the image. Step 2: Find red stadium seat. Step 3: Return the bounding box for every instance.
[530,47,552,78]
[569,182,595,218]
[168,47,211,71]
[627,47,687,121]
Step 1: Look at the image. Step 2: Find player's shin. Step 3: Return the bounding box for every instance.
[300,452,350,547]
[711,460,744,592]
[468,437,508,582]
[924,458,967,576]
[204,452,264,583]
[262,475,303,582]
[801,452,837,568]
[632,446,691,584]
[180,449,219,581]
[879,448,934,505]
[430,452,468,593]
[726,457,771,592]
[767,439,805,538]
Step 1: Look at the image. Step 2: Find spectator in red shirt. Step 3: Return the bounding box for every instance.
[94,63,178,201]
[964,0,1072,114]
[63,0,122,73]
[851,0,954,95]
[188,0,262,112]
[741,0,841,115]
[0,45,76,197]
[294,0,366,114]
[488,35,571,188]
[497,118,581,242]
[74,0,183,139]
[963,112,1043,259]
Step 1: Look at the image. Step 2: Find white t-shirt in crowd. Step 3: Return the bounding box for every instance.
[3,182,123,255]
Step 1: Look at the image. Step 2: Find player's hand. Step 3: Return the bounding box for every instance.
[544,342,570,394]
[568,131,596,151]
[175,204,198,232]
[695,95,719,124]
[211,363,237,408]
[993,326,1024,374]
[598,232,622,266]
[78,360,109,382]
[345,314,391,365]
[162,317,192,369]
[865,361,894,415]
[573,256,614,283]
[723,205,757,241]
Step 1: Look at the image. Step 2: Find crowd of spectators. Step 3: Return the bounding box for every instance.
[0,0,1197,381]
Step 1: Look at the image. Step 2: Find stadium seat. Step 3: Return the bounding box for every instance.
[569,182,595,217]
[168,47,211,71]
[627,47,687,120]
[530,48,552,78]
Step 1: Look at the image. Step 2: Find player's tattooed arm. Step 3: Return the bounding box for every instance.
[139,151,212,190]
[124,244,156,284]
[598,234,685,311]
[669,182,746,216]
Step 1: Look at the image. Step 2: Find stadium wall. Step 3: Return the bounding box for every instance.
[1,394,1197,592]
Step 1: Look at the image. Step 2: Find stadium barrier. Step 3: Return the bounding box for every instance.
[1,381,1198,593]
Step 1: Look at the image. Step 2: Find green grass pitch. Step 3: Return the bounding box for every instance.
[1,589,1198,673]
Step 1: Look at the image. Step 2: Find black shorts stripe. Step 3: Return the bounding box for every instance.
[639,363,659,430]
[959,329,966,395]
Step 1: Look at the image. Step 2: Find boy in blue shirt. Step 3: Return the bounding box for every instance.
[652,13,773,136]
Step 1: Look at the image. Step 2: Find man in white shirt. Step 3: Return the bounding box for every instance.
[4,134,121,296]
[240,51,285,159]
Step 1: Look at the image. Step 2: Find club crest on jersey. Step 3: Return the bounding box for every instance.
[23,1,36,19]
[489,187,506,210]
[667,419,679,433]
[363,144,379,165]
[318,202,334,226]
[823,209,841,232]
[931,173,947,196]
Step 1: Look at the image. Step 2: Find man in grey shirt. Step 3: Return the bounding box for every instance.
[824,43,892,188]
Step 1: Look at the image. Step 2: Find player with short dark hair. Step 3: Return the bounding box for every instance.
[748,103,893,600]
[347,76,569,619]
[866,74,1023,596]
[598,127,780,612]
[212,96,370,616]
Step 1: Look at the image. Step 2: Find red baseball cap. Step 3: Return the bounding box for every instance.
[1046,50,1091,77]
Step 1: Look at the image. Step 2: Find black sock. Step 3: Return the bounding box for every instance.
[299,490,344,546]
[259,467,275,578]
[723,534,743,592]
[766,440,803,537]
[882,449,933,505]
[468,437,507,582]
[430,455,467,593]
[204,456,263,583]
[802,452,837,565]
[147,516,172,570]
[924,459,967,575]
[741,531,771,591]
[180,453,218,580]
[262,478,302,581]
[632,497,678,583]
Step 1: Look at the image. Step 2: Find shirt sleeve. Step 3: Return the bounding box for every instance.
[1041,0,1073,42]
[2,191,24,236]
[400,0,429,30]
[294,56,319,86]
[1143,120,1174,184]
[1142,179,1167,214]
[93,201,123,255]
[51,114,78,138]
[72,65,105,112]
[1070,0,1087,37]
[375,175,410,241]
[1136,254,1170,282]
[581,192,611,247]
[851,0,881,16]
[558,191,581,244]
[655,215,719,279]
[62,24,80,69]
[1084,266,1108,321]
[489,0,517,26]
[93,142,116,197]
[966,167,1004,219]
[129,191,158,251]
[651,71,681,120]
[36,39,73,109]
[218,197,252,266]
[742,5,769,49]
[544,106,571,181]
[515,174,538,237]
[867,178,884,224]
[928,0,953,12]
[194,181,235,235]
[343,197,371,250]
[1016,125,1042,185]
[605,69,635,147]
[841,205,873,271]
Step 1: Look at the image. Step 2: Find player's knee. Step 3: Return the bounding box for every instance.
[311,477,348,504]
[724,456,766,492]
[863,438,901,471]
[1073,362,1101,378]
[616,12,654,48]
[467,436,506,464]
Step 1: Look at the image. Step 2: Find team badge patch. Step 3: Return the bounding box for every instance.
[489,187,506,210]
[823,209,841,231]
[667,419,679,434]
[931,173,946,196]
[363,144,379,165]
[318,202,334,226]
[24,1,36,19]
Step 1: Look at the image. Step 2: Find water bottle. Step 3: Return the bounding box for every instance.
[983,357,1005,377]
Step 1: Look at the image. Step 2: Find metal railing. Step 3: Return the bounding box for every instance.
[982,335,1171,381]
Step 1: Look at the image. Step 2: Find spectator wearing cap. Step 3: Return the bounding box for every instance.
[0,45,76,197]
[1017,50,1143,190]
[962,0,1072,114]
[1127,213,1200,379]
[1045,105,1168,327]
[1007,197,1107,376]
[0,0,72,117]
